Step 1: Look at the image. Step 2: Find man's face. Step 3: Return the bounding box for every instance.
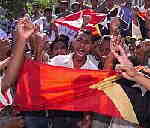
[146,10,150,20]
[91,0,98,8]
[106,0,114,9]
[73,32,92,57]
[145,0,150,9]
[51,41,67,56]
[72,4,80,12]
[59,2,68,12]
[76,0,84,7]
[32,5,40,15]
[44,11,52,19]
[110,18,121,34]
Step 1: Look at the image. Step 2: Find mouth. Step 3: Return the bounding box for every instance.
[76,49,86,56]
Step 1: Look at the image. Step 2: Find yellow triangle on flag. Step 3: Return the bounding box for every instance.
[92,24,101,36]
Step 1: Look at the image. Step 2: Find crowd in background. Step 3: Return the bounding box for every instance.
[1,0,150,128]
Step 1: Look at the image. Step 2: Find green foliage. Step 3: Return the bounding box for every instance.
[32,0,57,8]
[0,0,26,18]
[0,0,58,18]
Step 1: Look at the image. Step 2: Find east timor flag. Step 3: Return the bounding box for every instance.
[14,59,139,124]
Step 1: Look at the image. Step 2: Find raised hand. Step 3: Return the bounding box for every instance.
[31,33,48,53]
[110,36,132,66]
[30,32,48,61]
[16,17,35,41]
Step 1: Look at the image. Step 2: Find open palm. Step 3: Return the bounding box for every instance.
[110,36,132,66]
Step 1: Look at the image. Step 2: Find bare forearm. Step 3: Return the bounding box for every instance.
[134,73,150,90]
[103,53,114,70]
[103,59,113,70]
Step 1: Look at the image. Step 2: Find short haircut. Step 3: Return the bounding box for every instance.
[50,40,68,50]
[44,8,52,13]
[79,29,99,43]
[80,29,94,43]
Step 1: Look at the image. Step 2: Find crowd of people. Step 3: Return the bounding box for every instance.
[1,0,150,128]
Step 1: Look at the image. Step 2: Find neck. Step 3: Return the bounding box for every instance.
[73,54,87,68]
[73,54,86,61]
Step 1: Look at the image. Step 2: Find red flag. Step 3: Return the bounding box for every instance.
[55,9,106,38]
[14,59,138,124]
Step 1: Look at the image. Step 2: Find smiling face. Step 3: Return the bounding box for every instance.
[44,10,52,20]
[91,0,99,8]
[51,41,67,57]
[144,0,150,9]
[110,17,121,35]
[73,31,93,57]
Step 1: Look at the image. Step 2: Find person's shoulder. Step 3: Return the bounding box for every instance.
[48,54,72,66]
[52,54,70,60]
[88,54,98,61]
[87,55,99,66]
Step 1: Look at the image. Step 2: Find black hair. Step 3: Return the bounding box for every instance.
[50,40,68,51]
[92,35,101,42]
[58,34,69,44]
[44,8,52,13]
[54,34,69,48]
[80,29,95,43]
[90,0,98,2]
[102,35,111,41]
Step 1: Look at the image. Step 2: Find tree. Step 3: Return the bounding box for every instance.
[32,0,57,8]
[0,0,26,18]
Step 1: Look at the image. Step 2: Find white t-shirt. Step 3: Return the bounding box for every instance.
[48,53,99,70]
[0,76,13,111]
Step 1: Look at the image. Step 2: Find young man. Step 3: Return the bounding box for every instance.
[49,30,98,70]
[47,30,100,128]
[112,42,150,91]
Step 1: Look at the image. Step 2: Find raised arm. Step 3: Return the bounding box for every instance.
[116,64,150,90]
[1,18,35,92]
[112,42,150,90]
